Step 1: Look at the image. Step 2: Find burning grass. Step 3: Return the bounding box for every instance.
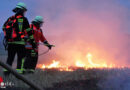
[37,53,128,72]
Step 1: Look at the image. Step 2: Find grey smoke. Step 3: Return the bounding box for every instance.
[98,68,130,90]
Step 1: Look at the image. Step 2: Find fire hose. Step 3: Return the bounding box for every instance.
[0,34,54,90]
[38,48,50,56]
[0,42,55,56]
[0,60,43,90]
[38,43,55,56]
[0,44,54,90]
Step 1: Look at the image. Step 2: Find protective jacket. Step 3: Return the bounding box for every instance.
[3,14,33,45]
[25,24,46,50]
[2,14,36,74]
[23,24,47,72]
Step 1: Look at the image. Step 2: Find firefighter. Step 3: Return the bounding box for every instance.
[2,2,36,75]
[23,16,53,73]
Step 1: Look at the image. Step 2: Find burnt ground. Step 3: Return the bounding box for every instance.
[1,67,129,90]
[46,78,100,90]
[0,78,100,90]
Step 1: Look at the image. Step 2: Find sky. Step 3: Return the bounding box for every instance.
[0,0,130,34]
[0,0,129,67]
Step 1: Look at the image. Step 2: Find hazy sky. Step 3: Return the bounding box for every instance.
[0,0,130,33]
[0,0,129,67]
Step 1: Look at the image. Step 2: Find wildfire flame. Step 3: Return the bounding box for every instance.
[44,60,60,68]
[87,53,108,68]
[37,52,121,71]
[75,61,85,67]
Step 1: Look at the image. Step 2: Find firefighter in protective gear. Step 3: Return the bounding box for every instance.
[23,16,53,73]
[2,2,36,75]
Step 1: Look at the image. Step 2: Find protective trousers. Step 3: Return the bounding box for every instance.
[23,49,38,72]
[5,44,26,73]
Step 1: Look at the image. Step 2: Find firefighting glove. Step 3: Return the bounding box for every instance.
[43,41,54,50]
[47,45,53,50]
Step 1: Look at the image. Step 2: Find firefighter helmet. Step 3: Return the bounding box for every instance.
[33,16,44,23]
[16,2,27,11]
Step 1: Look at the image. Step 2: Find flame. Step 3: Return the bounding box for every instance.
[41,60,61,69]
[75,60,85,67]
[40,60,73,71]
[87,53,107,68]
[87,53,99,66]
[38,52,124,71]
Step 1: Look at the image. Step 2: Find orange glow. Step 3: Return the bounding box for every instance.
[86,53,115,68]
[41,60,61,69]
[40,60,73,71]
[47,60,60,68]
[37,52,123,71]
[75,60,85,67]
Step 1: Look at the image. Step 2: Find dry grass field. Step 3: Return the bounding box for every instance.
[0,67,129,90]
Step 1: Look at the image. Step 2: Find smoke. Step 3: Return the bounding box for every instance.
[34,0,129,67]
[98,68,130,90]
